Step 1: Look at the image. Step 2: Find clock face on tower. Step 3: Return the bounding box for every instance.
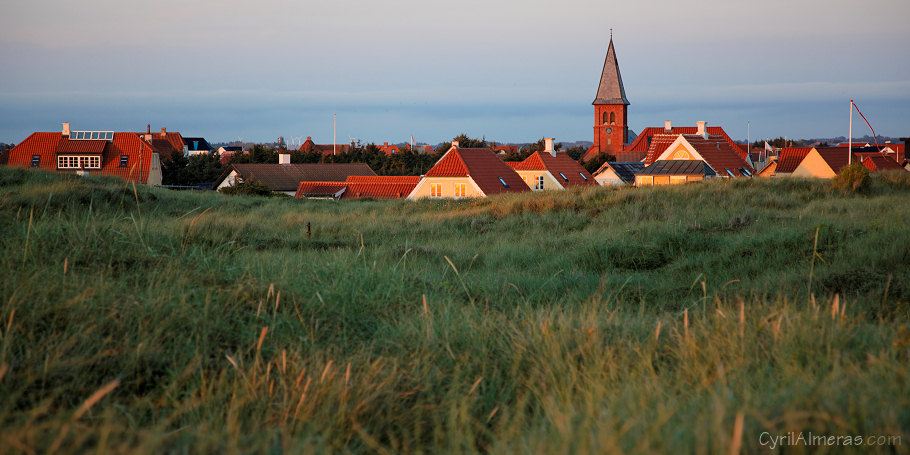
[606,128,613,134]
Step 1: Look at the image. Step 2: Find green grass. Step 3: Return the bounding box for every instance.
[1,167,909,453]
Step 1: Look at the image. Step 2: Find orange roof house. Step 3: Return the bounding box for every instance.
[510,138,596,190]
[757,147,813,177]
[407,142,529,199]
[791,147,855,178]
[645,128,754,181]
[377,142,401,155]
[6,123,162,185]
[581,120,743,163]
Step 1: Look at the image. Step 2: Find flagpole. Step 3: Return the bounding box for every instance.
[333,114,337,156]
[848,100,853,165]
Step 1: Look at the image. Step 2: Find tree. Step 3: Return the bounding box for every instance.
[582,152,614,174]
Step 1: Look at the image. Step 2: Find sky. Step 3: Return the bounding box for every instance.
[1,0,908,146]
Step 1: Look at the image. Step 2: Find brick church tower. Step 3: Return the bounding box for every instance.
[591,37,629,157]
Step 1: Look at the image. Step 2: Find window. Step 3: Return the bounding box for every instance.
[193,141,199,150]
[499,177,509,188]
[602,112,608,124]
[31,155,40,167]
[71,131,113,141]
[455,183,466,197]
[430,183,442,197]
[535,175,544,190]
[558,172,568,182]
[57,155,101,169]
[739,167,752,177]
[607,139,611,145]
[609,112,616,125]
[725,169,735,178]
[579,172,588,181]
[119,155,129,167]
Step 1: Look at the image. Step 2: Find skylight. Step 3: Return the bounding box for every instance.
[498,177,509,188]
[71,131,114,141]
[559,172,568,182]
[725,169,735,177]
[739,167,752,177]
[579,173,588,181]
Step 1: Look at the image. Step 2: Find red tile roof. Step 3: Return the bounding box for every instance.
[7,132,158,183]
[627,126,743,155]
[135,130,184,155]
[345,175,420,184]
[861,154,905,172]
[424,147,529,195]
[813,147,853,173]
[378,143,401,155]
[642,134,680,165]
[55,139,107,155]
[340,182,418,199]
[683,136,755,177]
[295,180,418,200]
[513,151,597,187]
[775,147,813,173]
[294,181,347,198]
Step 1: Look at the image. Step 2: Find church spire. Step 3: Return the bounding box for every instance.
[592,37,629,106]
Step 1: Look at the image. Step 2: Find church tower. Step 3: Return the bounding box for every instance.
[592,36,629,156]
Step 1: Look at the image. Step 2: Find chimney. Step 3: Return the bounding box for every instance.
[545,138,555,157]
[160,127,167,138]
[279,153,291,165]
[62,122,71,138]
[451,140,459,148]
[696,121,707,138]
[147,124,151,134]
[664,120,672,132]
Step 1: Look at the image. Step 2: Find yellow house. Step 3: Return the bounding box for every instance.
[510,138,597,190]
[791,147,853,178]
[408,143,529,199]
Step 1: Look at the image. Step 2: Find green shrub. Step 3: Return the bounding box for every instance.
[831,162,870,192]
[218,179,274,197]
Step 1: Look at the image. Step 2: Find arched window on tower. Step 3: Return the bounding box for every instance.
[602,112,608,125]
[610,112,616,125]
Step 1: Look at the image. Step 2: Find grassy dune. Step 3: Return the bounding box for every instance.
[1,167,908,453]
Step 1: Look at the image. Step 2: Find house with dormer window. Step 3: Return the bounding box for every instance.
[407,142,529,199]
[509,138,596,191]
[6,123,162,185]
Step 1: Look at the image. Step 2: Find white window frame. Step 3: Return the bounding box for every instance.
[57,155,101,169]
[535,175,544,190]
[430,183,442,197]
[455,183,466,197]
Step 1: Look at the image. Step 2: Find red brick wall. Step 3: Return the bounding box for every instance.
[593,104,627,155]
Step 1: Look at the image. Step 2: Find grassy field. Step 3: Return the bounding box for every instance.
[1,166,908,454]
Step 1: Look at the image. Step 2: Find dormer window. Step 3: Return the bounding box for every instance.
[31,155,40,167]
[58,155,101,169]
[119,155,129,168]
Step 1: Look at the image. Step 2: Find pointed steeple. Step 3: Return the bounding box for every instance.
[592,38,629,105]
